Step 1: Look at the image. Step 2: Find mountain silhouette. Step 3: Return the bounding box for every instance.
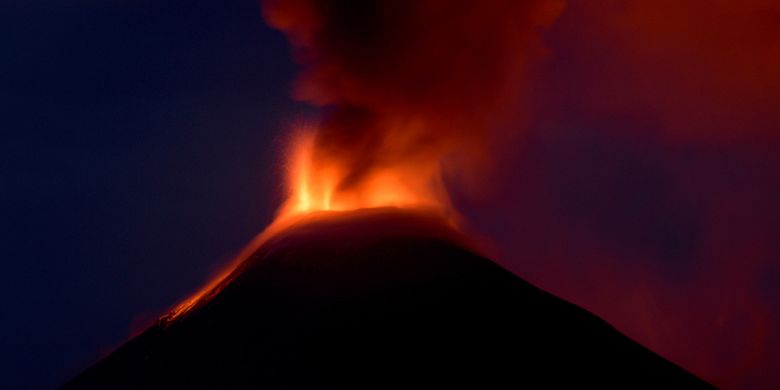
[64,209,714,389]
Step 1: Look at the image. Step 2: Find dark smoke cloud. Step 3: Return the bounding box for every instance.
[263,0,565,192]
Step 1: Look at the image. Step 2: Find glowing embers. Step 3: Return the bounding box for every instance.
[277,126,452,221]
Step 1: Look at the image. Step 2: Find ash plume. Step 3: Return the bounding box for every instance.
[263,0,565,201]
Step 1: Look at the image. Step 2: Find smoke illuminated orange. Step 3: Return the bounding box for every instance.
[277,126,452,221]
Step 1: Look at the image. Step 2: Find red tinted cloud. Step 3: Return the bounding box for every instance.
[539,1,780,141]
[480,1,780,387]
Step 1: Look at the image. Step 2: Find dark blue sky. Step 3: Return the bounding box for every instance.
[1,1,305,387]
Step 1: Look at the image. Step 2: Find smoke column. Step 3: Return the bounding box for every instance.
[263,0,565,215]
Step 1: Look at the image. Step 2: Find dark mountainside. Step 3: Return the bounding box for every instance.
[64,209,714,389]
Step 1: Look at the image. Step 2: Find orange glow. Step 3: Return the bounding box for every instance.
[164,213,296,323]
[164,124,457,323]
[166,0,564,323]
[276,126,453,222]
[165,128,455,323]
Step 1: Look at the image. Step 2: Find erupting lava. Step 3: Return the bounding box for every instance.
[265,0,565,223]
[277,128,452,221]
[166,126,456,321]
[166,0,565,321]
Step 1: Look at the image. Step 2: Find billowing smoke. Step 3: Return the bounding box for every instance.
[263,0,564,211]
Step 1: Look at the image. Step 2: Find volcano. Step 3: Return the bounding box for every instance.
[63,209,713,389]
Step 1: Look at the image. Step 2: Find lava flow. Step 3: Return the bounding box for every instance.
[165,128,456,322]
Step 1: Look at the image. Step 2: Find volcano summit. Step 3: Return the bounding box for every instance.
[64,209,712,389]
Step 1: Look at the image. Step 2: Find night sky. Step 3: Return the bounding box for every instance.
[2,1,302,388]
[2,1,779,389]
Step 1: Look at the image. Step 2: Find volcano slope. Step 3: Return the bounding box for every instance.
[64,208,714,389]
